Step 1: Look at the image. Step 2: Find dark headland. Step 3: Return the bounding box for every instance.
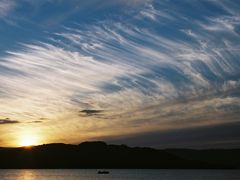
[0,141,239,169]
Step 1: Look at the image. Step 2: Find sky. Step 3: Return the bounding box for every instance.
[0,0,240,148]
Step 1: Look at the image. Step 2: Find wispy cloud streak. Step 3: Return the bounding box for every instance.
[0,0,15,18]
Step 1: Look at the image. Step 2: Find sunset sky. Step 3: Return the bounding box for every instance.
[0,0,240,148]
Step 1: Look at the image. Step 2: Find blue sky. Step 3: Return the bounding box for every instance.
[0,0,240,148]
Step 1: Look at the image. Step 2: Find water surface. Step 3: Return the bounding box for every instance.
[0,169,240,180]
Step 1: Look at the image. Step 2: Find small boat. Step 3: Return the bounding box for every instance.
[98,170,110,174]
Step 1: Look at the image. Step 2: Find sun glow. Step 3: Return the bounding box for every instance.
[19,132,39,147]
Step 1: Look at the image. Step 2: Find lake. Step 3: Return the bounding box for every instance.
[0,169,240,180]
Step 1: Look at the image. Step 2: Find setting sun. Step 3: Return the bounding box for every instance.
[20,137,37,147]
[19,132,40,147]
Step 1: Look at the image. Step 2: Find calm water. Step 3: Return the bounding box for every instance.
[0,169,240,180]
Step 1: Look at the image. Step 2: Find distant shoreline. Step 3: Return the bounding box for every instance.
[0,141,239,169]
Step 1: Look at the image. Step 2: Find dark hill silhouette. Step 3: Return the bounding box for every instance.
[0,141,239,169]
